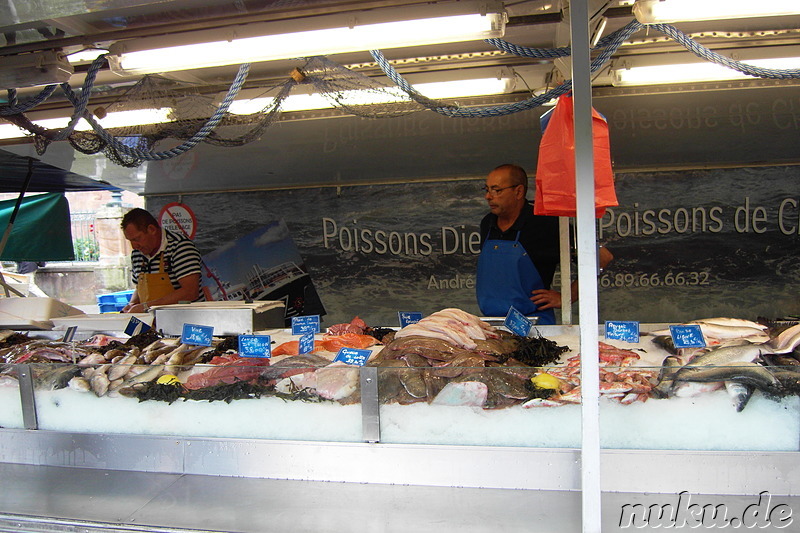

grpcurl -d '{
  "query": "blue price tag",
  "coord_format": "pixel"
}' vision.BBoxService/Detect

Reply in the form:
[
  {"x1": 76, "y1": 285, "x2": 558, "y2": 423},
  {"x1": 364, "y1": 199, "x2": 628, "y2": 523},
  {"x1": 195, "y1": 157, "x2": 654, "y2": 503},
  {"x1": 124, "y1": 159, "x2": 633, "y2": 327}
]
[
  {"x1": 292, "y1": 315, "x2": 320, "y2": 335},
  {"x1": 238, "y1": 334, "x2": 272, "y2": 358},
  {"x1": 669, "y1": 324, "x2": 706, "y2": 349},
  {"x1": 298, "y1": 332, "x2": 315, "y2": 355},
  {"x1": 124, "y1": 316, "x2": 151, "y2": 336},
  {"x1": 181, "y1": 323, "x2": 214, "y2": 347},
  {"x1": 605, "y1": 321, "x2": 640, "y2": 343},
  {"x1": 504, "y1": 307, "x2": 533, "y2": 337},
  {"x1": 398, "y1": 311, "x2": 423, "y2": 328},
  {"x1": 334, "y1": 347, "x2": 371, "y2": 366}
]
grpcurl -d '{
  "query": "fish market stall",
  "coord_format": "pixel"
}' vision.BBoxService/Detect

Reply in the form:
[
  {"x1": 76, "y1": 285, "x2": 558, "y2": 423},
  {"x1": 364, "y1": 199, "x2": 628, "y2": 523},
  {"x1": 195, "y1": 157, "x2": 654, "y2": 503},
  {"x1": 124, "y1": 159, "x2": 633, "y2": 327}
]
[{"x1": 1, "y1": 308, "x2": 799, "y2": 498}]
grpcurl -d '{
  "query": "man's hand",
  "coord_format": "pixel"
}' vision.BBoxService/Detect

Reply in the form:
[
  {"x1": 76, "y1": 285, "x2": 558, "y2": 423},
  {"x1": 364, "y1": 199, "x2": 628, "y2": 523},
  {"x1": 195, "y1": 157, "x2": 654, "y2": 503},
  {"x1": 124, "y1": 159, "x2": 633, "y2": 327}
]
[
  {"x1": 530, "y1": 289, "x2": 562, "y2": 310},
  {"x1": 121, "y1": 302, "x2": 147, "y2": 313}
]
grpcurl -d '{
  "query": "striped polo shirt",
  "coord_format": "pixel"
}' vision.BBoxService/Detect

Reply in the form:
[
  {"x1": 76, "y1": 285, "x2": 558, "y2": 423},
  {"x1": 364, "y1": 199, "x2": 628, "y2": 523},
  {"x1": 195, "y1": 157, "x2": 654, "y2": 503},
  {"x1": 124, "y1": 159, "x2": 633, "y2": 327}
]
[{"x1": 130, "y1": 228, "x2": 205, "y2": 301}]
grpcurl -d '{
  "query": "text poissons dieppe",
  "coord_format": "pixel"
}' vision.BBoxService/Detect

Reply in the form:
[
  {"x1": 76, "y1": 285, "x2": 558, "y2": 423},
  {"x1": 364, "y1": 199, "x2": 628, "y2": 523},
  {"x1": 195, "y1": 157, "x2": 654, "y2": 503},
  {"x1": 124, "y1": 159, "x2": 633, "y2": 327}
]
[{"x1": 322, "y1": 218, "x2": 481, "y2": 257}]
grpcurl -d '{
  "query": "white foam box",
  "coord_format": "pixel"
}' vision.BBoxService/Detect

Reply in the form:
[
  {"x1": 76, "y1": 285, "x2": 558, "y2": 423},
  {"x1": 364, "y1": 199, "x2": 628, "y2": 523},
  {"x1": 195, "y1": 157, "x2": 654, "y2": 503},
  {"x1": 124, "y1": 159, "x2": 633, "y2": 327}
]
[
  {"x1": 0, "y1": 297, "x2": 84, "y2": 320},
  {"x1": 153, "y1": 301, "x2": 285, "y2": 336},
  {"x1": 51, "y1": 313, "x2": 154, "y2": 332}
]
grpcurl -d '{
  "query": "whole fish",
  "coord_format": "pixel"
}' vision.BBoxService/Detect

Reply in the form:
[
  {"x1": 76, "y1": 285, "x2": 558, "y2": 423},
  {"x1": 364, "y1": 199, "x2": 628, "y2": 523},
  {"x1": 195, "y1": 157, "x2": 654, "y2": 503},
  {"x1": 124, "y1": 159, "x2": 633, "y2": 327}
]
[
  {"x1": 653, "y1": 323, "x2": 768, "y2": 342},
  {"x1": 761, "y1": 354, "x2": 800, "y2": 368},
  {"x1": 679, "y1": 343, "x2": 767, "y2": 370},
  {"x1": 692, "y1": 317, "x2": 766, "y2": 330},
  {"x1": 687, "y1": 321, "x2": 769, "y2": 342},
  {"x1": 672, "y1": 381, "x2": 724, "y2": 398},
  {"x1": 724, "y1": 381, "x2": 755, "y2": 412},
  {"x1": 68, "y1": 375, "x2": 91, "y2": 392},
  {"x1": 770, "y1": 323, "x2": 800, "y2": 353},
  {"x1": 771, "y1": 368, "x2": 800, "y2": 391},
  {"x1": 107, "y1": 353, "x2": 139, "y2": 381},
  {"x1": 90, "y1": 364, "x2": 111, "y2": 397},
  {"x1": 119, "y1": 364, "x2": 165, "y2": 388},
  {"x1": 431, "y1": 381, "x2": 488, "y2": 407},
  {"x1": 33, "y1": 364, "x2": 81, "y2": 390},
  {"x1": 651, "y1": 356, "x2": 682, "y2": 399},
  {"x1": 651, "y1": 335, "x2": 678, "y2": 355},
  {"x1": 674, "y1": 361, "x2": 779, "y2": 392}
]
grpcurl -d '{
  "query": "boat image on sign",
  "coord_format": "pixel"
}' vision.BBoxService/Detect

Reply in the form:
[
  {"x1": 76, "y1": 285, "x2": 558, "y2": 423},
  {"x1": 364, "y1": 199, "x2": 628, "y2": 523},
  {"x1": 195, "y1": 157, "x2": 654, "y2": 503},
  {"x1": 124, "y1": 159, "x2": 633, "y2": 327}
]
[{"x1": 206, "y1": 262, "x2": 322, "y2": 322}]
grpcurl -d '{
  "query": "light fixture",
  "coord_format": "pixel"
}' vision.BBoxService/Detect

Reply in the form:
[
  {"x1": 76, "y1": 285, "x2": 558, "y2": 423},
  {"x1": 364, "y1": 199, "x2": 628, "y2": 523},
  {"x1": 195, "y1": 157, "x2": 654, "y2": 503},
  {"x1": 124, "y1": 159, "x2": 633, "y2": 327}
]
[
  {"x1": 0, "y1": 51, "x2": 73, "y2": 89},
  {"x1": 611, "y1": 46, "x2": 800, "y2": 86},
  {"x1": 65, "y1": 48, "x2": 109, "y2": 63},
  {"x1": 0, "y1": 108, "x2": 173, "y2": 141},
  {"x1": 633, "y1": 0, "x2": 800, "y2": 24},
  {"x1": 107, "y1": 1, "x2": 505, "y2": 75}
]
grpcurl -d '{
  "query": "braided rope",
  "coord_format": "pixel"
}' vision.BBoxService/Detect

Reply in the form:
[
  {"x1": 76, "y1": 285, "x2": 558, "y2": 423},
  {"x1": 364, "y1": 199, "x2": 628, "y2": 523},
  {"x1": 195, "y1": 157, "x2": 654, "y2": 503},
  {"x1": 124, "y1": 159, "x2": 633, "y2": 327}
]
[
  {"x1": 52, "y1": 55, "x2": 108, "y2": 141},
  {"x1": 60, "y1": 63, "x2": 251, "y2": 161},
  {"x1": 650, "y1": 23, "x2": 800, "y2": 79},
  {"x1": 0, "y1": 84, "x2": 58, "y2": 116},
  {"x1": 484, "y1": 39, "x2": 571, "y2": 59},
  {"x1": 370, "y1": 19, "x2": 641, "y2": 118},
  {"x1": 485, "y1": 20, "x2": 643, "y2": 59}
]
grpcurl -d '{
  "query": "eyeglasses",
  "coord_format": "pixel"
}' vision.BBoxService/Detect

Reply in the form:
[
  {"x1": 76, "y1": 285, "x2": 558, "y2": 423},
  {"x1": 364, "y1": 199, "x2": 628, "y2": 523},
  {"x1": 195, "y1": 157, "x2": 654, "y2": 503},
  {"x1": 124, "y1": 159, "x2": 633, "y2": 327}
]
[{"x1": 482, "y1": 184, "x2": 518, "y2": 196}]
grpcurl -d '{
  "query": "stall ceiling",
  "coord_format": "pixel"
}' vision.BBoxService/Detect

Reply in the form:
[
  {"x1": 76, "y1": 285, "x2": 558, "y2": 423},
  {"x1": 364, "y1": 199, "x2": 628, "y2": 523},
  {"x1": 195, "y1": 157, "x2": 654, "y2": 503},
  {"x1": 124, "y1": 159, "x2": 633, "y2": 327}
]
[{"x1": 0, "y1": 0, "x2": 799, "y2": 194}]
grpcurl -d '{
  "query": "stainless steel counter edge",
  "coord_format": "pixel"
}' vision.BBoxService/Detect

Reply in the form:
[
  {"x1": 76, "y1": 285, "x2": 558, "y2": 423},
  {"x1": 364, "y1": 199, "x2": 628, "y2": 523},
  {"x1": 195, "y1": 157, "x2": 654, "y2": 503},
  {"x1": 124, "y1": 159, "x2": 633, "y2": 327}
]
[{"x1": 0, "y1": 429, "x2": 797, "y2": 495}]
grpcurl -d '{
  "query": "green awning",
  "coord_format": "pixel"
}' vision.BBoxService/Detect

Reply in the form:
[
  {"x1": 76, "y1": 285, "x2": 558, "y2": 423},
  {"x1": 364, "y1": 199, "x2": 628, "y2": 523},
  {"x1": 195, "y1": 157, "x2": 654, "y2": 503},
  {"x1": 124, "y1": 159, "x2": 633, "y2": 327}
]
[{"x1": 0, "y1": 193, "x2": 74, "y2": 261}]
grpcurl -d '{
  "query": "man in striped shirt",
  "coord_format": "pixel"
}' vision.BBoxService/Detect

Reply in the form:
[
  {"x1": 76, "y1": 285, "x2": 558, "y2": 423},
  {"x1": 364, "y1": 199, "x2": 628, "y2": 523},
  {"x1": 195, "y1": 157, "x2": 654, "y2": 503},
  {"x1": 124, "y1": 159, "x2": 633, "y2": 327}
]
[{"x1": 120, "y1": 208, "x2": 203, "y2": 313}]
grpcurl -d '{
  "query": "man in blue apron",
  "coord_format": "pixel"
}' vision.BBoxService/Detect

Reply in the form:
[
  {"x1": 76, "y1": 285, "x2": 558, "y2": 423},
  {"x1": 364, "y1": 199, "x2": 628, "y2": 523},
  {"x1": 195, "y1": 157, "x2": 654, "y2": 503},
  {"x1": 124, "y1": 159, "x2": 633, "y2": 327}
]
[{"x1": 476, "y1": 164, "x2": 561, "y2": 324}]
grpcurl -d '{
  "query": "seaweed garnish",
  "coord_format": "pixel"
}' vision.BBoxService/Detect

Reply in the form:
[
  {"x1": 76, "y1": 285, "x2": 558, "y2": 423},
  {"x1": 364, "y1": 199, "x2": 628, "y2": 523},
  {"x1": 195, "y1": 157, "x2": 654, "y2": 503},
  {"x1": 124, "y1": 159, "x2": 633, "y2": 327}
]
[
  {"x1": 133, "y1": 378, "x2": 333, "y2": 404},
  {"x1": 507, "y1": 334, "x2": 569, "y2": 367},
  {"x1": 136, "y1": 382, "x2": 184, "y2": 404},
  {"x1": 124, "y1": 329, "x2": 162, "y2": 350},
  {"x1": 183, "y1": 380, "x2": 266, "y2": 403}
]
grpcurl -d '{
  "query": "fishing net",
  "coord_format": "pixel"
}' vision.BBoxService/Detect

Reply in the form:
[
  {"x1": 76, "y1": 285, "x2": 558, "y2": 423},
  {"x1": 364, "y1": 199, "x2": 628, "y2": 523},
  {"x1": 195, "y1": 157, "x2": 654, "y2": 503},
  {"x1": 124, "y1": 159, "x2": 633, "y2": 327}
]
[{"x1": 3, "y1": 56, "x2": 425, "y2": 165}]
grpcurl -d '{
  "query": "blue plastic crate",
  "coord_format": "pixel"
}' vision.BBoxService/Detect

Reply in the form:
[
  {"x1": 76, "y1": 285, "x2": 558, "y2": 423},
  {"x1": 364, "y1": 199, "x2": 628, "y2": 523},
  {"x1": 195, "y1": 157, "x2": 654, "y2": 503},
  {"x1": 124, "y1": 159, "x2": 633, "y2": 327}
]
[
  {"x1": 96, "y1": 290, "x2": 134, "y2": 313},
  {"x1": 113, "y1": 290, "x2": 134, "y2": 305}
]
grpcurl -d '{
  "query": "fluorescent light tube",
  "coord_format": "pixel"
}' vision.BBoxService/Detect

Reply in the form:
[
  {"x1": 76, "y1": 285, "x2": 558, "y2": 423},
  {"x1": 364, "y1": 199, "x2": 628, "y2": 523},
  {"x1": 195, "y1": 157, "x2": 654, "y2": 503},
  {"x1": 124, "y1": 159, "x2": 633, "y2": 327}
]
[
  {"x1": 0, "y1": 108, "x2": 173, "y2": 140},
  {"x1": 612, "y1": 57, "x2": 800, "y2": 86},
  {"x1": 228, "y1": 77, "x2": 513, "y2": 114},
  {"x1": 108, "y1": 3, "x2": 505, "y2": 75},
  {"x1": 633, "y1": 0, "x2": 800, "y2": 23}
]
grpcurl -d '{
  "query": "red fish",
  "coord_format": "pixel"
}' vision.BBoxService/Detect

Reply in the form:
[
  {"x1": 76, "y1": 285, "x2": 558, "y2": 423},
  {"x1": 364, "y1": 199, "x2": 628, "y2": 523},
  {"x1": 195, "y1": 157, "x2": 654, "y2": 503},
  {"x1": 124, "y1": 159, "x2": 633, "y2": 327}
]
[
  {"x1": 326, "y1": 316, "x2": 368, "y2": 335},
  {"x1": 319, "y1": 333, "x2": 379, "y2": 352},
  {"x1": 184, "y1": 355, "x2": 267, "y2": 390},
  {"x1": 271, "y1": 341, "x2": 300, "y2": 356}
]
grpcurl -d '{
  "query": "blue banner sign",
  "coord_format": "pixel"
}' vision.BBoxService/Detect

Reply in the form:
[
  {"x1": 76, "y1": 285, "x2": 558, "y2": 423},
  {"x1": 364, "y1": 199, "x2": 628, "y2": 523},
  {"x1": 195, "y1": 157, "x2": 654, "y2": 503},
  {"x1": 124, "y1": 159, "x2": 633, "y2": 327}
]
[
  {"x1": 504, "y1": 307, "x2": 533, "y2": 337},
  {"x1": 605, "y1": 320, "x2": 640, "y2": 343},
  {"x1": 181, "y1": 323, "x2": 214, "y2": 347},
  {"x1": 292, "y1": 315, "x2": 320, "y2": 335},
  {"x1": 398, "y1": 311, "x2": 423, "y2": 328},
  {"x1": 125, "y1": 316, "x2": 151, "y2": 337},
  {"x1": 334, "y1": 347, "x2": 371, "y2": 366},
  {"x1": 238, "y1": 334, "x2": 272, "y2": 358},
  {"x1": 298, "y1": 332, "x2": 315, "y2": 355},
  {"x1": 669, "y1": 324, "x2": 706, "y2": 349}
]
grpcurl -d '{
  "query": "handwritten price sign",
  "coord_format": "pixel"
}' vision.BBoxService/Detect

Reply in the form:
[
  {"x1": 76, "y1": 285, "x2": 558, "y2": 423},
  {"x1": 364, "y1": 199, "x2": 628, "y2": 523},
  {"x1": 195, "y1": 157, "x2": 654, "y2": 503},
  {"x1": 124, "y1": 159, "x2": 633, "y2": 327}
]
[
  {"x1": 238, "y1": 335, "x2": 272, "y2": 358},
  {"x1": 181, "y1": 323, "x2": 213, "y2": 347},
  {"x1": 669, "y1": 324, "x2": 706, "y2": 349}
]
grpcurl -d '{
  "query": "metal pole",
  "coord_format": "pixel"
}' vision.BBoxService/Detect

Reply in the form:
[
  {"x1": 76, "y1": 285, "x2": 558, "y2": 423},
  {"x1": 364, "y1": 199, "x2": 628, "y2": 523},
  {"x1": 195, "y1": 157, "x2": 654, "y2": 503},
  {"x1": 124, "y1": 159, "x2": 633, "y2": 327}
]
[
  {"x1": 559, "y1": 217, "x2": 572, "y2": 324},
  {"x1": 569, "y1": 1, "x2": 602, "y2": 532}
]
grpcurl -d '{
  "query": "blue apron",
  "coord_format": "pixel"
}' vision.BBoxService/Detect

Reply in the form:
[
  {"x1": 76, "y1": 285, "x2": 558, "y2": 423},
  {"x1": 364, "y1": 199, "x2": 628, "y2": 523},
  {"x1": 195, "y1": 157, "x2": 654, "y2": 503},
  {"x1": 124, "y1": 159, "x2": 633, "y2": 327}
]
[{"x1": 476, "y1": 231, "x2": 556, "y2": 325}]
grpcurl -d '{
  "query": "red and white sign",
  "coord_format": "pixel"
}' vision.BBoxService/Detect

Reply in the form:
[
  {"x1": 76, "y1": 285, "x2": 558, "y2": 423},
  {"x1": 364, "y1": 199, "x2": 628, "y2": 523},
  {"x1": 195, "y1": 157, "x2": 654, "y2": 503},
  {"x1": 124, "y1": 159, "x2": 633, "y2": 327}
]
[{"x1": 159, "y1": 202, "x2": 197, "y2": 240}]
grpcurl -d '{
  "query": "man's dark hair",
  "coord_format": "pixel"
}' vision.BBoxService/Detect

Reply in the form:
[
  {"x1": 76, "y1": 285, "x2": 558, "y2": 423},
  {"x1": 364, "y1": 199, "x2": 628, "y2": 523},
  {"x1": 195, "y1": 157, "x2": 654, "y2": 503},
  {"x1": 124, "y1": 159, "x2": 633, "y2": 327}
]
[
  {"x1": 493, "y1": 163, "x2": 528, "y2": 194},
  {"x1": 121, "y1": 208, "x2": 159, "y2": 231}
]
